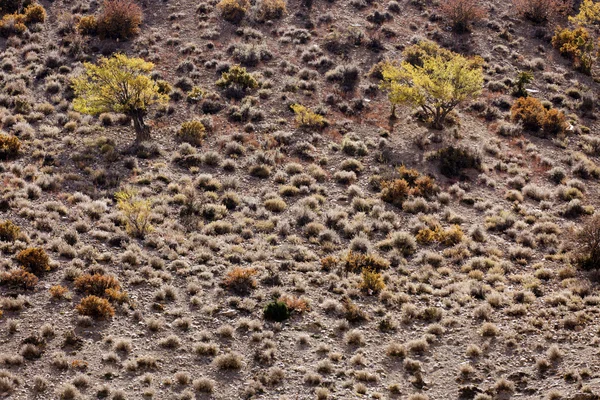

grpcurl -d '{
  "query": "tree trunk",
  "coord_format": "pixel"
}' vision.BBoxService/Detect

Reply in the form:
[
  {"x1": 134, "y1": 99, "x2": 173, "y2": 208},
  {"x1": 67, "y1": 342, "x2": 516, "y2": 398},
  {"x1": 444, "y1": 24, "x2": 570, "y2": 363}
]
[{"x1": 131, "y1": 112, "x2": 151, "y2": 143}]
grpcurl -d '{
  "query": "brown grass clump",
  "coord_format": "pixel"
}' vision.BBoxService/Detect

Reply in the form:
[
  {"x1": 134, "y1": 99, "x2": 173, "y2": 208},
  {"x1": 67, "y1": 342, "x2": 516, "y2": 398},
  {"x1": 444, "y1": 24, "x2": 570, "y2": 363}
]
[
  {"x1": 0, "y1": 0, "x2": 33, "y2": 13},
  {"x1": 16, "y1": 248, "x2": 51, "y2": 275},
  {"x1": 76, "y1": 295, "x2": 115, "y2": 319},
  {"x1": 223, "y1": 267, "x2": 258, "y2": 294},
  {"x1": 0, "y1": 269, "x2": 38, "y2": 290},
  {"x1": 23, "y1": 3, "x2": 46, "y2": 23},
  {"x1": 0, "y1": 220, "x2": 20, "y2": 242},
  {"x1": 96, "y1": 0, "x2": 142, "y2": 40},
  {"x1": 359, "y1": 268, "x2": 385, "y2": 294},
  {"x1": 213, "y1": 351, "x2": 243, "y2": 370},
  {"x1": 512, "y1": 0, "x2": 572, "y2": 23},
  {"x1": 439, "y1": 0, "x2": 487, "y2": 33},
  {"x1": 279, "y1": 294, "x2": 310, "y2": 313},
  {"x1": 344, "y1": 251, "x2": 389, "y2": 274},
  {"x1": 77, "y1": 15, "x2": 97, "y2": 35},
  {"x1": 0, "y1": 134, "x2": 21, "y2": 159},
  {"x1": 176, "y1": 121, "x2": 206, "y2": 146},
  {"x1": 74, "y1": 273, "x2": 121, "y2": 297},
  {"x1": 256, "y1": 0, "x2": 286, "y2": 21},
  {"x1": 217, "y1": 0, "x2": 250, "y2": 24},
  {"x1": 574, "y1": 215, "x2": 600, "y2": 270},
  {"x1": 49, "y1": 285, "x2": 69, "y2": 299}
]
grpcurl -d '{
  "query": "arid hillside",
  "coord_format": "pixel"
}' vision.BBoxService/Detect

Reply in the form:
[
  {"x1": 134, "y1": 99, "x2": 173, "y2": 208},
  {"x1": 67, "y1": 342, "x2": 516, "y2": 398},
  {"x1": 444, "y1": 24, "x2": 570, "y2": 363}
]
[{"x1": 1, "y1": 0, "x2": 600, "y2": 399}]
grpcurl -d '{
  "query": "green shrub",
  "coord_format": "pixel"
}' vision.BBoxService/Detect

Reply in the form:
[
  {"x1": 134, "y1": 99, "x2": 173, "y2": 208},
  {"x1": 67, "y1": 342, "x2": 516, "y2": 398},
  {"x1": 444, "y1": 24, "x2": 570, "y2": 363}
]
[
  {"x1": 176, "y1": 121, "x2": 206, "y2": 146},
  {"x1": 0, "y1": 220, "x2": 20, "y2": 241},
  {"x1": 0, "y1": 133, "x2": 21, "y2": 159},
  {"x1": 264, "y1": 300, "x2": 290, "y2": 321},
  {"x1": 16, "y1": 247, "x2": 51, "y2": 275},
  {"x1": 436, "y1": 146, "x2": 482, "y2": 177},
  {"x1": 96, "y1": 0, "x2": 142, "y2": 40}
]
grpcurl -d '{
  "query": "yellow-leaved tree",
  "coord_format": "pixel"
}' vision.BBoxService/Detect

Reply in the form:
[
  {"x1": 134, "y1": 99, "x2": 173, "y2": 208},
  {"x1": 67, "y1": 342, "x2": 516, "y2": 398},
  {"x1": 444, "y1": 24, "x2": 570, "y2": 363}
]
[
  {"x1": 380, "y1": 41, "x2": 484, "y2": 129},
  {"x1": 569, "y1": 0, "x2": 600, "y2": 27},
  {"x1": 72, "y1": 53, "x2": 169, "y2": 144}
]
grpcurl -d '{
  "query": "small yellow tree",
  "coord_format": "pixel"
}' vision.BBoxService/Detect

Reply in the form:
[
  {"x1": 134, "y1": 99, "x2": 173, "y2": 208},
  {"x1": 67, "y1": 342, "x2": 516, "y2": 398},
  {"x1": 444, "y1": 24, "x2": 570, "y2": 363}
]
[
  {"x1": 569, "y1": 0, "x2": 600, "y2": 27},
  {"x1": 380, "y1": 41, "x2": 484, "y2": 129},
  {"x1": 115, "y1": 189, "x2": 153, "y2": 238},
  {"x1": 72, "y1": 53, "x2": 169, "y2": 144}
]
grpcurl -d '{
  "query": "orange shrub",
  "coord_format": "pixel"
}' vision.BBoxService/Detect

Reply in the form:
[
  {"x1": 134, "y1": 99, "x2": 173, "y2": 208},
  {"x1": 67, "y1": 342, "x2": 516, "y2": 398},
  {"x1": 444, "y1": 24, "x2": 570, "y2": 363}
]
[
  {"x1": 511, "y1": 97, "x2": 567, "y2": 136},
  {"x1": 223, "y1": 267, "x2": 257, "y2": 294},
  {"x1": 380, "y1": 179, "x2": 410, "y2": 206},
  {"x1": 16, "y1": 247, "x2": 51, "y2": 275},
  {"x1": 49, "y1": 285, "x2": 69, "y2": 299},
  {"x1": 279, "y1": 294, "x2": 309, "y2": 313},
  {"x1": 440, "y1": 0, "x2": 487, "y2": 33},
  {"x1": 96, "y1": 0, "x2": 142, "y2": 39},
  {"x1": 76, "y1": 295, "x2": 115, "y2": 319},
  {"x1": 0, "y1": 269, "x2": 38, "y2": 290}
]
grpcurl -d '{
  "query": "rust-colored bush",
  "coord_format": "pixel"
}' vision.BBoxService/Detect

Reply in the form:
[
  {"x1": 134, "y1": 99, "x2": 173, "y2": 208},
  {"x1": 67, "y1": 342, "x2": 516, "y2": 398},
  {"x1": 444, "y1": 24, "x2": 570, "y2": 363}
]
[
  {"x1": 16, "y1": 247, "x2": 51, "y2": 275},
  {"x1": 279, "y1": 294, "x2": 310, "y2": 313},
  {"x1": 223, "y1": 267, "x2": 257, "y2": 294},
  {"x1": 96, "y1": 0, "x2": 142, "y2": 39},
  {"x1": 511, "y1": 97, "x2": 567, "y2": 136},
  {"x1": 74, "y1": 273, "x2": 121, "y2": 297},
  {"x1": 512, "y1": 0, "x2": 572, "y2": 23},
  {"x1": 76, "y1": 295, "x2": 115, "y2": 319},
  {"x1": 49, "y1": 285, "x2": 69, "y2": 299},
  {"x1": 440, "y1": 0, "x2": 487, "y2": 33},
  {"x1": 0, "y1": 269, "x2": 38, "y2": 290},
  {"x1": 380, "y1": 179, "x2": 410, "y2": 206}
]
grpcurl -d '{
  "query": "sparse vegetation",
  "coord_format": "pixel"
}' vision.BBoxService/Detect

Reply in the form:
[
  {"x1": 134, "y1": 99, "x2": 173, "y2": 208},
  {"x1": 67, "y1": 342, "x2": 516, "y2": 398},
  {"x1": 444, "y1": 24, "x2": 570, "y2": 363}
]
[{"x1": 0, "y1": 0, "x2": 598, "y2": 398}]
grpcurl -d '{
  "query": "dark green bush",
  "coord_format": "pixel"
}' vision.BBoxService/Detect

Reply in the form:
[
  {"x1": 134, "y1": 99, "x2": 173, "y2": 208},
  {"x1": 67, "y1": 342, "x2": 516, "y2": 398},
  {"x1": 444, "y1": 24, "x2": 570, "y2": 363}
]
[
  {"x1": 436, "y1": 146, "x2": 482, "y2": 177},
  {"x1": 264, "y1": 300, "x2": 290, "y2": 322}
]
